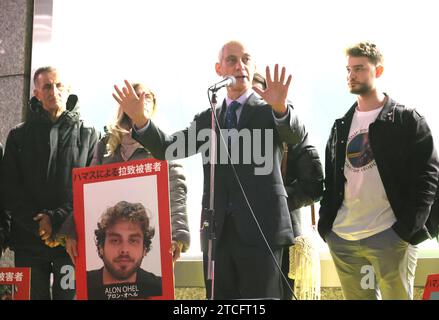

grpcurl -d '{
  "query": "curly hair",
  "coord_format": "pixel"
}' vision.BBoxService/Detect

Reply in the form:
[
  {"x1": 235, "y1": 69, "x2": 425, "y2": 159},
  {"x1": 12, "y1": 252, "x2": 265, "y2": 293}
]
[
  {"x1": 94, "y1": 201, "x2": 155, "y2": 254},
  {"x1": 345, "y1": 41, "x2": 384, "y2": 66}
]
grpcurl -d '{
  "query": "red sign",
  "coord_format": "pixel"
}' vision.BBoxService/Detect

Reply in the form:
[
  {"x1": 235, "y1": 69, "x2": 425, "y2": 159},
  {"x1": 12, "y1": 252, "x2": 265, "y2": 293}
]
[
  {"x1": 73, "y1": 159, "x2": 174, "y2": 300},
  {"x1": 0, "y1": 267, "x2": 31, "y2": 300},
  {"x1": 423, "y1": 273, "x2": 439, "y2": 300}
]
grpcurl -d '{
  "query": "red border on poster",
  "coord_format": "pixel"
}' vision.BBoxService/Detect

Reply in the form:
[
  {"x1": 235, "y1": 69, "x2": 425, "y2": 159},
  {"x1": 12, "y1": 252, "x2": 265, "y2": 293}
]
[
  {"x1": 73, "y1": 159, "x2": 174, "y2": 300},
  {"x1": 0, "y1": 267, "x2": 31, "y2": 300},
  {"x1": 423, "y1": 273, "x2": 439, "y2": 300}
]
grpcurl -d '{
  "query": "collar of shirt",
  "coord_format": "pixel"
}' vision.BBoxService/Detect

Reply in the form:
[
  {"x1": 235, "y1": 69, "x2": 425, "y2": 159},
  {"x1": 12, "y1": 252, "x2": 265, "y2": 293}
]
[
  {"x1": 225, "y1": 89, "x2": 253, "y2": 108},
  {"x1": 225, "y1": 89, "x2": 253, "y2": 123}
]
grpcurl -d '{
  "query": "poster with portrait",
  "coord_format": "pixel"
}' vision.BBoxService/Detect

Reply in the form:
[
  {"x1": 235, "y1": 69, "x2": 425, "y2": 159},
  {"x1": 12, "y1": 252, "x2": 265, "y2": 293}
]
[{"x1": 73, "y1": 159, "x2": 174, "y2": 300}]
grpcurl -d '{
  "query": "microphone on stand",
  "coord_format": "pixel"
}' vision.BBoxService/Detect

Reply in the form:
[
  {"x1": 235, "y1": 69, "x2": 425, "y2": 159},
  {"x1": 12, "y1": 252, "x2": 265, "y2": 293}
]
[
  {"x1": 208, "y1": 76, "x2": 236, "y2": 92},
  {"x1": 204, "y1": 75, "x2": 236, "y2": 299}
]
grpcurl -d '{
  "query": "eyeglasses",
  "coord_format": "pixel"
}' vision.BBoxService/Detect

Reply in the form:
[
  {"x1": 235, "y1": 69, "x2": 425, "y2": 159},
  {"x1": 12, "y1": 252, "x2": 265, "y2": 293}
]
[{"x1": 143, "y1": 94, "x2": 154, "y2": 104}]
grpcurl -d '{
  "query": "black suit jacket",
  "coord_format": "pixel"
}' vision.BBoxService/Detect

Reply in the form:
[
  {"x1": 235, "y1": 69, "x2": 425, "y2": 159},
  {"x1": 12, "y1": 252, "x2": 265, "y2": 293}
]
[{"x1": 133, "y1": 93, "x2": 306, "y2": 249}]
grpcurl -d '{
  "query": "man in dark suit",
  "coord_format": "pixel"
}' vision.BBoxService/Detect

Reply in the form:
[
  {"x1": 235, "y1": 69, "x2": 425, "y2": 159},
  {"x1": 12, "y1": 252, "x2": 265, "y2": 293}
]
[{"x1": 113, "y1": 40, "x2": 306, "y2": 299}]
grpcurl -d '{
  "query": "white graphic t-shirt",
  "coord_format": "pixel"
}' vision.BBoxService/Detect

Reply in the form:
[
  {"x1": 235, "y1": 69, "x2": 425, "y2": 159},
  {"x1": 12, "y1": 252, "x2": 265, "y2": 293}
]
[{"x1": 332, "y1": 106, "x2": 396, "y2": 240}]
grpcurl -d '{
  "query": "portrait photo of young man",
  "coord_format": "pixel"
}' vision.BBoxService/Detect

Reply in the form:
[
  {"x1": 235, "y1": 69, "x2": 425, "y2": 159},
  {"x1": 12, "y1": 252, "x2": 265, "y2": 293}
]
[{"x1": 87, "y1": 201, "x2": 162, "y2": 300}]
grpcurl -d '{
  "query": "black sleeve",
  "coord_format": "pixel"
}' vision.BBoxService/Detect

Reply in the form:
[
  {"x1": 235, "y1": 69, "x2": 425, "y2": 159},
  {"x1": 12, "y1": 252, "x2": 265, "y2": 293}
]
[
  {"x1": 1, "y1": 128, "x2": 38, "y2": 236},
  {"x1": 57, "y1": 126, "x2": 101, "y2": 238},
  {"x1": 132, "y1": 111, "x2": 209, "y2": 160},
  {"x1": 394, "y1": 109, "x2": 439, "y2": 241},
  {"x1": 168, "y1": 161, "x2": 190, "y2": 251},
  {"x1": 318, "y1": 125, "x2": 336, "y2": 226},
  {"x1": 284, "y1": 138, "x2": 324, "y2": 211}
]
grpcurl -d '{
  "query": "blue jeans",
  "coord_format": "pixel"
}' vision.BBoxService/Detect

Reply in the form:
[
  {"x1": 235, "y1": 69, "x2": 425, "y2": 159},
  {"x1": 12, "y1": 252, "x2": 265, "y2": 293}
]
[
  {"x1": 326, "y1": 227, "x2": 418, "y2": 300},
  {"x1": 14, "y1": 248, "x2": 75, "y2": 300}
]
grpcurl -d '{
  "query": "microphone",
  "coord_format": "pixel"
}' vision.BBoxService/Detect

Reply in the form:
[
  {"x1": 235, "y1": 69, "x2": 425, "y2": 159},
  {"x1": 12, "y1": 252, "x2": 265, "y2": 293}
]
[{"x1": 209, "y1": 76, "x2": 236, "y2": 92}]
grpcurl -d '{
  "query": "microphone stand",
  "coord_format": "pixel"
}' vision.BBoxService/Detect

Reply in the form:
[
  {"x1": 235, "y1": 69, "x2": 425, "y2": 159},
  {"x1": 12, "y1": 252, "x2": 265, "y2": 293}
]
[{"x1": 205, "y1": 90, "x2": 218, "y2": 300}]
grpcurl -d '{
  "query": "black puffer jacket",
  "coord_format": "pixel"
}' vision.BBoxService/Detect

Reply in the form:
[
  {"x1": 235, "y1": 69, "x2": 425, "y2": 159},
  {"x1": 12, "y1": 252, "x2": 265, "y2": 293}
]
[
  {"x1": 1, "y1": 95, "x2": 99, "y2": 252},
  {"x1": 284, "y1": 134, "x2": 324, "y2": 237},
  {"x1": 319, "y1": 95, "x2": 439, "y2": 244}
]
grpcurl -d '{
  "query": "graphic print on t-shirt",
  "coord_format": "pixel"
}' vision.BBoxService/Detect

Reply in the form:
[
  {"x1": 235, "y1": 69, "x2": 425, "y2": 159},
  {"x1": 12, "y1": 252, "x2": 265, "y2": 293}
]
[{"x1": 346, "y1": 129, "x2": 376, "y2": 172}]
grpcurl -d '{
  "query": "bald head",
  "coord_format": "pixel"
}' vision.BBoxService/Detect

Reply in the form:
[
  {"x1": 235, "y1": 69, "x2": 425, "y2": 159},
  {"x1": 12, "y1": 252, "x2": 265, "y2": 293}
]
[
  {"x1": 218, "y1": 40, "x2": 246, "y2": 62},
  {"x1": 215, "y1": 40, "x2": 256, "y2": 100}
]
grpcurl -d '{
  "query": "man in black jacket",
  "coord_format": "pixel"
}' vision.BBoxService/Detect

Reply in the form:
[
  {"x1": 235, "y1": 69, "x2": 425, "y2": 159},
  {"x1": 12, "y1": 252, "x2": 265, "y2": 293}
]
[
  {"x1": 1, "y1": 66, "x2": 99, "y2": 299},
  {"x1": 319, "y1": 42, "x2": 439, "y2": 299},
  {"x1": 113, "y1": 40, "x2": 306, "y2": 299}
]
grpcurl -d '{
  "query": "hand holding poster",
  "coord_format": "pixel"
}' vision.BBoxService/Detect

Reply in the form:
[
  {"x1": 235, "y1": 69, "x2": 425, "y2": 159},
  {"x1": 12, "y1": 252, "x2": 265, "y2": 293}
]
[{"x1": 73, "y1": 159, "x2": 174, "y2": 300}]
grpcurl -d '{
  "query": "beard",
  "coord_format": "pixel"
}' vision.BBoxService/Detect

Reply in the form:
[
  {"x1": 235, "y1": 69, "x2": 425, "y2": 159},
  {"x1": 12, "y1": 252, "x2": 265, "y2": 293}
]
[
  {"x1": 349, "y1": 82, "x2": 372, "y2": 95},
  {"x1": 103, "y1": 254, "x2": 143, "y2": 282}
]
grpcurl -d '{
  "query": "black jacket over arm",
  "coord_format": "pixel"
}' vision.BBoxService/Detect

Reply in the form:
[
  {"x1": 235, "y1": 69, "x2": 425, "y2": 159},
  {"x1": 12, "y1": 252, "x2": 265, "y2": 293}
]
[
  {"x1": 284, "y1": 134, "x2": 324, "y2": 211},
  {"x1": 284, "y1": 135, "x2": 324, "y2": 237}
]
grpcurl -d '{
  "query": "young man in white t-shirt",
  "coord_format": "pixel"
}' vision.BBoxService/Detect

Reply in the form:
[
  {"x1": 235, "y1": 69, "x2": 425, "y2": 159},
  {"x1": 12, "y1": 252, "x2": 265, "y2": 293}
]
[{"x1": 318, "y1": 42, "x2": 439, "y2": 299}]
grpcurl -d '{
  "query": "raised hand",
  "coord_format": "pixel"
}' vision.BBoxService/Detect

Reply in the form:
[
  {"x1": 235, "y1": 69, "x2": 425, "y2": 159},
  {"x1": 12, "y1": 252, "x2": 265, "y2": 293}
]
[
  {"x1": 113, "y1": 80, "x2": 149, "y2": 128},
  {"x1": 252, "y1": 64, "x2": 292, "y2": 116}
]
